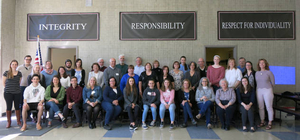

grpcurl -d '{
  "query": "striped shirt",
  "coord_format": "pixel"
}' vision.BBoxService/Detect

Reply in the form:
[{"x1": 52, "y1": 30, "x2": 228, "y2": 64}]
[{"x1": 3, "y1": 71, "x2": 22, "y2": 94}]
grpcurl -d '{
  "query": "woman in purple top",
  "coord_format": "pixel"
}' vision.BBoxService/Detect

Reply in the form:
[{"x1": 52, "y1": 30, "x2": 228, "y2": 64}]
[{"x1": 256, "y1": 59, "x2": 275, "y2": 130}]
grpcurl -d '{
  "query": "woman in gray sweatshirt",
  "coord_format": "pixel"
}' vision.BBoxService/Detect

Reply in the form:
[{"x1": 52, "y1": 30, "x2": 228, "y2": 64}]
[
  {"x1": 141, "y1": 79, "x2": 160, "y2": 129},
  {"x1": 195, "y1": 77, "x2": 215, "y2": 129}
]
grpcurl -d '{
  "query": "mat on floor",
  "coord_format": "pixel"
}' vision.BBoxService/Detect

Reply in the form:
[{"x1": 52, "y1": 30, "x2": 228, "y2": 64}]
[
  {"x1": 0, "y1": 119, "x2": 60, "y2": 136},
  {"x1": 186, "y1": 125, "x2": 220, "y2": 139}
]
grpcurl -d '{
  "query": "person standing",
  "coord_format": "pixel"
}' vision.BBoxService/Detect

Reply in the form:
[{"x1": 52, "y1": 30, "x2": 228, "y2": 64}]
[
  {"x1": 256, "y1": 59, "x2": 275, "y2": 130},
  {"x1": 196, "y1": 58, "x2": 207, "y2": 79},
  {"x1": 184, "y1": 61, "x2": 200, "y2": 91},
  {"x1": 71, "y1": 58, "x2": 86, "y2": 88},
  {"x1": 237, "y1": 57, "x2": 246, "y2": 73},
  {"x1": 139, "y1": 62, "x2": 160, "y2": 98},
  {"x1": 97, "y1": 58, "x2": 107, "y2": 72},
  {"x1": 243, "y1": 61, "x2": 256, "y2": 90},
  {"x1": 116, "y1": 54, "x2": 128, "y2": 77},
  {"x1": 65, "y1": 59, "x2": 73, "y2": 76},
  {"x1": 103, "y1": 58, "x2": 122, "y2": 87},
  {"x1": 17, "y1": 55, "x2": 33, "y2": 117},
  {"x1": 3, "y1": 60, "x2": 22, "y2": 128},
  {"x1": 225, "y1": 58, "x2": 242, "y2": 89},
  {"x1": 134, "y1": 57, "x2": 145, "y2": 76},
  {"x1": 27, "y1": 64, "x2": 46, "y2": 89},
  {"x1": 41, "y1": 61, "x2": 58, "y2": 87},
  {"x1": 120, "y1": 65, "x2": 139, "y2": 93},
  {"x1": 152, "y1": 60, "x2": 162, "y2": 78},
  {"x1": 179, "y1": 56, "x2": 189, "y2": 75},
  {"x1": 207, "y1": 55, "x2": 225, "y2": 93},
  {"x1": 88, "y1": 63, "x2": 104, "y2": 88}
]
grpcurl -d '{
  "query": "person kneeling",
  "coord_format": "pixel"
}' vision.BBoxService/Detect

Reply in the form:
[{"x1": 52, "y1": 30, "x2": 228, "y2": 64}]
[
  {"x1": 142, "y1": 80, "x2": 160, "y2": 129},
  {"x1": 159, "y1": 79, "x2": 176, "y2": 129},
  {"x1": 62, "y1": 76, "x2": 83, "y2": 128},
  {"x1": 21, "y1": 74, "x2": 45, "y2": 131}
]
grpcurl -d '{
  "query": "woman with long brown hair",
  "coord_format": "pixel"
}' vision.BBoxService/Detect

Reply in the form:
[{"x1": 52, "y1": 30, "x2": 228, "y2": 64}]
[
  {"x1": 2, "y1": 60, "x2": 22, "y2": 128},
  {"x1": 123, "y1": 77, "x2": 140, "y2": 130},
  {"x1": 256, "y1": 59, "x2": 275, "y2": 130}
]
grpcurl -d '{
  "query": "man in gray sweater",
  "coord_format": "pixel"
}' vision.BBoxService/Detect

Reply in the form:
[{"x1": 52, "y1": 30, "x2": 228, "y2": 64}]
[{"x1": 103, "y1": 58, "x2": 122, "y2": 86}]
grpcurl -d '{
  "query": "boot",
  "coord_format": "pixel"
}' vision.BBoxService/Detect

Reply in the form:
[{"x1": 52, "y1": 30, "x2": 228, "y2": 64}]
[
  {"x1": 16, "y1": 110, "x2": 22, "y2": 126},
  {"x1": 6, "y1": 111, "x2": 11, "y2": 128}
]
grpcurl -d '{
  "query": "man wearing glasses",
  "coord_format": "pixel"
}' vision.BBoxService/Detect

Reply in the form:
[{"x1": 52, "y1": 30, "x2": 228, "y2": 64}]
[{"x1": 196, "y1": 58, "x2": 207, "y2": 79}]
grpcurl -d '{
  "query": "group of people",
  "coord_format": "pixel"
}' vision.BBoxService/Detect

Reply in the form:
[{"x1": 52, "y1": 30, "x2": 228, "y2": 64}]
[{"x1": 2, "y1": 54, "x2": 275, "y2": 133}]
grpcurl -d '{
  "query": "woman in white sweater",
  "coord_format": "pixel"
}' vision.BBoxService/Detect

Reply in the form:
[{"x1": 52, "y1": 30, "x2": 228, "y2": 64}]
[{"x1": 88, "y1": 63, "x2": 104, "y2": 88}]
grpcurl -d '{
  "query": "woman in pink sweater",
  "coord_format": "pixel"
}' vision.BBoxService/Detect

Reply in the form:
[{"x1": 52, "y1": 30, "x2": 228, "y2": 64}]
[
  {"x1": 207, "y1": 55, "x2": 225, "y2": 93},
  {"x1": 159, "y1": 79, "x2": 176, "y2": 129}
]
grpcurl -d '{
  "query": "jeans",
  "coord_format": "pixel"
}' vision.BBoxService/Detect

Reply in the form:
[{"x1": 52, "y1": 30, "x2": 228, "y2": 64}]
[
  {"x1": 180, "y1": 102, "x2": 194, "y2": 124},
  {"x1": 101, "y1": 101, "x2": 122, "y2": 125},
  {"x1": 83, "y1": 103, "x2": 100, "y2": 123},
  {"x1": 197, "y1": 100, "x2": 212, "y2": 125},
  {"x1": 142, "y1": 104, "x2": 157, "y2": 122},
  {"x1": 159, "y1": 103, "x2": 176, "y2": 122},
  {"x1": 63, "y1": 103, "x2": 82, "y2": 123},
  {"x1": 126, "y1": 106, "x2": 140, "y2": 123},
  {"x1": 45, "y1": 101, "x2": 62, "y2": 121}
]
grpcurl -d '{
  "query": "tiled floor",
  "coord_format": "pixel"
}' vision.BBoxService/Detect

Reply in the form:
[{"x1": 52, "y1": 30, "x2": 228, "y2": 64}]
[{"x1": 1, "y1": 117, "x2": 300, "y2": 140}]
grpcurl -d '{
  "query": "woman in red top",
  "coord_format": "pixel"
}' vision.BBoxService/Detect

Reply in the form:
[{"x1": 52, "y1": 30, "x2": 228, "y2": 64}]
[{"x1": 207, "y1": 55, "x2": 225, "y2": 93}]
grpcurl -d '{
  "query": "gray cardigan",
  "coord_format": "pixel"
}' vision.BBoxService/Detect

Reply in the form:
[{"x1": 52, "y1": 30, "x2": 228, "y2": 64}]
[
  {"x1": 195, "y1": 87, "x2": 215, "y2": 104},
  {"x1": 123, "y1": 89, "x2": 139, "y2": 108}
]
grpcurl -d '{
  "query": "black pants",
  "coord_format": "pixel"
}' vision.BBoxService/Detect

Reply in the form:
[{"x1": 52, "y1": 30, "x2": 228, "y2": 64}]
[
  {"x1": 83, "y1": 103, "x2": 101, "y2": 123},
  {"x1": 4, "y1": 93, "x2": 21, "y2": 111},
  {"x1": 216, "y1": 100, "x2": 236, "y2": 127},
  {"x1": 240, "y1": 105, "x2": 254, "y2": 127},
  {"x1": 126, "y1": 106, "x2": 140, "y2": 123},
  {"x1": 63, "y1": 103, "x2": 82, "y2": 123}
]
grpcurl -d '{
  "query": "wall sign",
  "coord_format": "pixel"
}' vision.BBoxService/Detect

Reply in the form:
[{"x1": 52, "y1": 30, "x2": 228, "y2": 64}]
[
  {"x1": 120, "y1": 12, "x2": 196, "y2": 40},
  {"x1": 218, "y1": 11, "x2": 295, "y2": 40},
  {"x1": 27, "y1": 13, "x2": 99, "y2": 41}
]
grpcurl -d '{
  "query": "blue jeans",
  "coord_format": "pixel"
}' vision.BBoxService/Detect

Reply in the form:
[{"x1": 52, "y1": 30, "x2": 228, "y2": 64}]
[
  {"x1": 197, "y1": 100, "x2": 212, "y2": 125},
  {"x1": 142, "y1": 104, "x2": 157, "y2": 122},
  {"x1": 180, "y1": 102, "x2": 193, "y2": 124},
  {"x1": 45, "y1": 101, "x2": 62, "y2": 121},
  {"x1": 159, "y1": 103, "x2": 176, "y2": 122},
  {"x1": 101, "y1": 101, "x2": 122, "y2": 125}
]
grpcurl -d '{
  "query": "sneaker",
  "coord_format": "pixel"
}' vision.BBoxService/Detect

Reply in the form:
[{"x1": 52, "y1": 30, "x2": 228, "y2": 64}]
[
  {"x1": 192, "y1": 119, "x2": 197, "y2": 125},
  {"x1": 170, "y1": 123, "x2": 174, "y2": 129},
  {"x1": 207, "y1": 123, "x2": 212, "y2": 129},
  {"x1": 149, "y1": 121, "x2": 155, "y2": 127},
  {"x1": 160, "y1": 122, "x2": 164, "y2": 128},
  {"x1": 72, "y1": 123, "x2": 82, "y2": 128},
  {"x1": 142, "y1": 123, "x2": 148, "y2": 130},
  {"x1": 180, "y1": 123, "x2": 187, "y2": 128},
  {"x1": 103, "y1": 124, "x2": 112, "y2": 130},
  {"x1": 196, "y1": 114, "x2": 201, "y2": 119},
  {"x1": 129, "y1": 124, "x2": 134, "y2": 130},
  {"x1": 133, "y1": 125, "x2": 138, "y2": 130}
]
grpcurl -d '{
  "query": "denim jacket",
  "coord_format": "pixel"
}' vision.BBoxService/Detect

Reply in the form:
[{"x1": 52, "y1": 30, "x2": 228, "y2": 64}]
[{"x1": 82, "y1": 86, "x2": 102, "y2": 104}]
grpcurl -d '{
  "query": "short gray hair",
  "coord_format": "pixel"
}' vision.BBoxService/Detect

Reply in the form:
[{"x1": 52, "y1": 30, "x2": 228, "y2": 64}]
[
  {"x1": 119, "y1": 54, "x2": 125, "y2": 59},
  {"x1": 97, "y1": 58, "x2": 103, "y2": 63},
  {"x1": 219, "y1": 78, "x2": 228, "y2": 87}
]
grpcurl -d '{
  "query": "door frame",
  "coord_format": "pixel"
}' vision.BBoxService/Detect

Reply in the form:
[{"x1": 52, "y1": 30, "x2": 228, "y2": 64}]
[
  {"x1": 47, "y1": 46, "x2": 78, "y2": 61},
  {"x1": 204, "y1": 45, "x2": 237, "y2": 61}
]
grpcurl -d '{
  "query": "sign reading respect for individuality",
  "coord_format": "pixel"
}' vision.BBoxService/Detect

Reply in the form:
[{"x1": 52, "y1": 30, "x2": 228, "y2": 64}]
[
  {"x1": 27, "y1": 13, "x2": 99, "y2": 41},
  {"x1": 120, "y1": 12, "x2": 196, "y2": 40},
  {"x1": 218, "y1": 11, "x2": 295, "y2": 40}
]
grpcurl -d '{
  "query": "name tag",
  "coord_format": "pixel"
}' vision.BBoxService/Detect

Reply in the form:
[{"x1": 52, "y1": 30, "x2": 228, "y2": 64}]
[
  {"x1": 116, "y1": 73, "x2": 119, "y2": 76},
  {"x1": 147, "y1": 92, "x2": 151, "y2": 95},
  {"x1": 91, "y1": 91, "x2": 95, "y2": 95}
]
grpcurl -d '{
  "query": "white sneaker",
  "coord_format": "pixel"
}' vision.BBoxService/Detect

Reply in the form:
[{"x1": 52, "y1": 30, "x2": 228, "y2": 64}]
[{"x1": 207, "y1": 123, "x2": 212, "y2": 129}]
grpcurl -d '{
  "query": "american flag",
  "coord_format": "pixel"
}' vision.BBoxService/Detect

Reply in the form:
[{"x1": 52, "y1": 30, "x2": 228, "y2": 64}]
[{"x1": 35, "y1": 35, "x2": 43, "y2": 71}]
